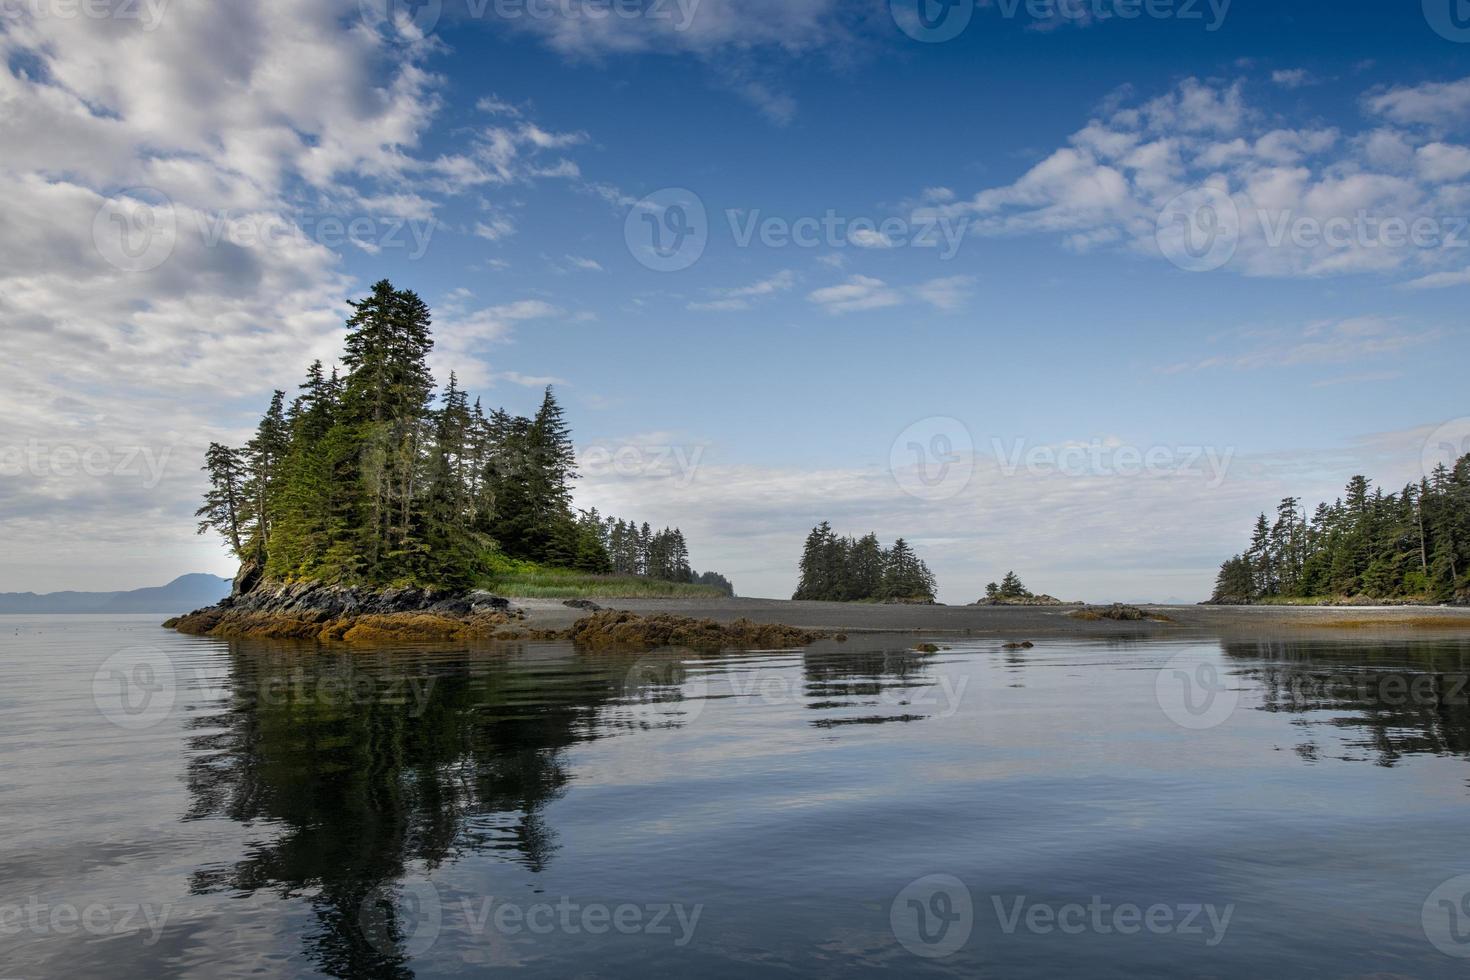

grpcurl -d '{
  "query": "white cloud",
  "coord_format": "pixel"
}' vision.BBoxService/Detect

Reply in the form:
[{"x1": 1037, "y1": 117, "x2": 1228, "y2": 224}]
[
  {"x1": 923, "y1": 74, "x2": 1470, "y2": 281},
  {"x1": 689, "y1": 270, "x2": 796, "y2": 311},
  {"x1": 850, "y1": 228, "x2": 897, "y2": 248},
  {"x1": 1160, "y1": 317, "x2": 1441, "y2": 372},
  {"x1": 575, "y1": 421, "x2": 1449, "y2": 604},
  {"x1": 913, "y1": 275, "x2": 976, "y2": 311},
  {"x1": 1416, "y1": 142, "x2": 1470, "y2": 182},
  {"x1": 1364, "y1": 77, "x2": 1470, "y2": 131},
  {"x1": 1271, "y1": 69, "x2": 1316, "y2": 89},
  {"x1": 0, "y1": 4, "x2": 595, "y2": 589},
  {"x1": 807, "y1": 275, "x2": 903, "y2": 314},
  {"x1": 1401, "y1": 266, "x2": 1470, "y2": 290}
]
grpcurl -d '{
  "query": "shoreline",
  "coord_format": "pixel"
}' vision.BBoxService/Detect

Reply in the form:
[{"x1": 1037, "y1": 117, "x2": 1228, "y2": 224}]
[
  {"x1": 502, "y1": 597, "x2": 1470, "y2": 643},
  {"x1": 163, "y1": 583, "x2": 1470, "y2": 646}
]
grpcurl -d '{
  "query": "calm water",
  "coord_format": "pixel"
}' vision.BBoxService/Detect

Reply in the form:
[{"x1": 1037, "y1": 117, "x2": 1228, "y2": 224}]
[{"x1": 6, "y1": 616, "x2": 1470, "y2": 977}]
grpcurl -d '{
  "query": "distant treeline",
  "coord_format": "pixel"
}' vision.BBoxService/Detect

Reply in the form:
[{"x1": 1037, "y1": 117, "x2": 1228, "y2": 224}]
[
  {"x1": 580, "y1": 511, "x2": 734, "y2": 594},
  {"x1": 793, "y1": 523, "x2": 937, "y2": 602},
  {"x1": 1212, "y1": 457, "x2": 1470, "y2": 604},
  {"x1": 195, "y1": 279, "x2": 727, "y2": 590}
]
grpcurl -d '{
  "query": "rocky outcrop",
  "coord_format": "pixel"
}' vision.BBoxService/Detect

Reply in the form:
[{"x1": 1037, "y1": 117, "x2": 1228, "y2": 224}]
[
  {"x1": 972, "y1": 594, "x2": 1073, "y2": 606},
  {"x1": 164, "y1": 579, "x2": 518, "y2": 641},
  {"x1": 1069, "y1": 603, "x2": 1172, "y2": 623}
]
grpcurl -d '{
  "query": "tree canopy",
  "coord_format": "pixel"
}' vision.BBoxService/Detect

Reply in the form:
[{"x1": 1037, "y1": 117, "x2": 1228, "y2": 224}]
[
  {"x1": 792, "y1": 523, "x2": 937, "y2": 602},
  {"x1": 196, "y1": 280, "x2": 726, "y2": 591},
  {"x1": 1211, "y1": 460, "x2": 1470, "y2": 603}
]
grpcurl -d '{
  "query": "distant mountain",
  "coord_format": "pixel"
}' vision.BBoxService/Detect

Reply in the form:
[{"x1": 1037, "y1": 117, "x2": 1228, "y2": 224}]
[{"x1": 0, "y1": 574, "x2": 232, "y2": 614}]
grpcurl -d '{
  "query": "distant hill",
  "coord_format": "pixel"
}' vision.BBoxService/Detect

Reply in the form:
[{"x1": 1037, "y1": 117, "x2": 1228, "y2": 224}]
[{"x1": 0, "y1": 574, "x2": 232, "y2": 614}]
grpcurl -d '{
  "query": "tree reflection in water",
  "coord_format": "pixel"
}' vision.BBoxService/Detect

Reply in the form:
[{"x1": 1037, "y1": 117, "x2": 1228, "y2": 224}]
[
  {"x1": 176, "y1": 636, "x2": 938, "y2": 977},
  {"x1": 1225, "y1": 638, "x2": 1470, "y2": 766}
]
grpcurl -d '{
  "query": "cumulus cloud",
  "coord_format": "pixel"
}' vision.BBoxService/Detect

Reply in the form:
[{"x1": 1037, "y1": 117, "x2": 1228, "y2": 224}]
[
  {"x1": 0, "y1": 1, "x2": 591, "y2": 589},
  {"x1": 807, "y1": 275, "x2": 903, "y2": 314},
  {"x1": 917, "y1": 74, "x2": 1470, "y2": 281}
]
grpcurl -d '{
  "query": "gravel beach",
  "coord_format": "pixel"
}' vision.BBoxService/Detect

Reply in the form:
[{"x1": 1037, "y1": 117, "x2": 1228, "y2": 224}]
[{"x1": 510, "y1": 597, "x2": 1470, "y2": 642}]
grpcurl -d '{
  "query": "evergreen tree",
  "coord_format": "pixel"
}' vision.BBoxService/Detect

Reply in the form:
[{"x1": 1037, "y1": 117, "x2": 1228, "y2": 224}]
[
  {"x1": 1219, "y1": 465, "x2": 1470, "y2": 603},
  {"x1": 196, "y1": 442, "x2": 248, "y2": 558},
  {"x1": 794, "y1": 526, "x2": 937, "y2": 602}
]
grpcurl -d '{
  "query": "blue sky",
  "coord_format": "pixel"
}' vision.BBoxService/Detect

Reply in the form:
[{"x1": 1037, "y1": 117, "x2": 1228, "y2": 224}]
[{"x1": 2, "y1": 0, "x2": 1467, "y2": 601}]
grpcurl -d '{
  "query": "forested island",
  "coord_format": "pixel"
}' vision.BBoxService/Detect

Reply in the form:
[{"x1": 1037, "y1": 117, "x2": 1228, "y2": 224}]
[
  {"x1": 193, "y1": 280, "x2": 729, "y2": 598},
  {"x1": 976, "y1": 572, "x2": 1070, "y2": 606},
  {"x1": 792, "y1": 523, "x2": 938, "y2": 603},
  {"x1": 1211, "y1": 464, "x2": 1470, "y2": 605}
]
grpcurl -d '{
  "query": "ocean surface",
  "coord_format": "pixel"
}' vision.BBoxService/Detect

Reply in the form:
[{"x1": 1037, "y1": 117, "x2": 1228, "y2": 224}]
[{"x1": 5, "y1": 615, "x2": 1470, "y2": 977}]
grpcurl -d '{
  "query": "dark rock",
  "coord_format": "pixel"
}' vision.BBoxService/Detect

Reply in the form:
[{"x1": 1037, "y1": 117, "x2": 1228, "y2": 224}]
[
  {"x1": 181, "y1": 579, "x2": 513, "y2": 624},
  {"x1": 1070, "y1": 603, "x2": 1158, "y2": 622},
  {"x1": 232, "y1": 560, "x2": 264, "y2": 597},
  {"x1": 563, "y1": 599, "x2": 603, "y2": 611}
]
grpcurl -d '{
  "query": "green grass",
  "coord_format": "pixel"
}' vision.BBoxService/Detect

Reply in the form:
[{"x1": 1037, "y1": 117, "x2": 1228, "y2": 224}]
[
  {"x1": 1256, "y1": 594, "x2": 1437, "y2": 606},
  {"x1": 478, "y1": 556, "x2": 729, "y2": 599}
]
